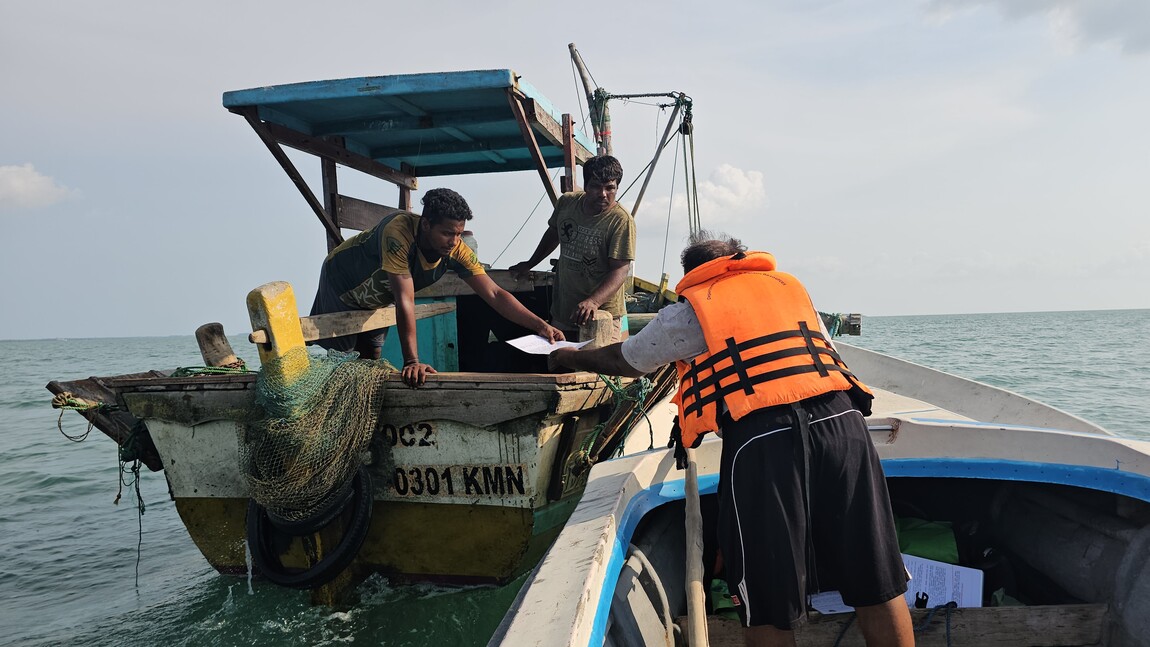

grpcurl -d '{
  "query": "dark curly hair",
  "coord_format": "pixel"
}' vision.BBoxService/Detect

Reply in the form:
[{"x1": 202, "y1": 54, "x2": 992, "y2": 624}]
[
  {"x1": 582, "y1": 155, "x2": 623, "y2": 186},
  {"x1": 421, "y1": 188, "x2": 473, "y2": 226},
  {"x1": 680, "y1": 230, "x2": 747, "y2": 273}
]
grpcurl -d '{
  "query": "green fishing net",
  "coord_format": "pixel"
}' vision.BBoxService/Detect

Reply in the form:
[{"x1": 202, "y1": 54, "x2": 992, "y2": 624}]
[{"x1": 237, "y1": 347, "x2": 395, "y2": 522}]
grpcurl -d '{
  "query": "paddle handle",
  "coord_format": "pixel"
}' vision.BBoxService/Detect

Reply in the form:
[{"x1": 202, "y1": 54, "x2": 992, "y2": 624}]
[{"x1": 685, "y1": 449, "x2": 710, "y2": 646}]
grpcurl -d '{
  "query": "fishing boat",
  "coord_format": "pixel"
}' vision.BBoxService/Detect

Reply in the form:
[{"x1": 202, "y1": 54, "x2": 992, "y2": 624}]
[
  {"x1": 46, "y1": 47, "x2": 691, "y2": 601},
  {"x1": 490, "y1": 342, "x2": 1150, "y2": 646}
]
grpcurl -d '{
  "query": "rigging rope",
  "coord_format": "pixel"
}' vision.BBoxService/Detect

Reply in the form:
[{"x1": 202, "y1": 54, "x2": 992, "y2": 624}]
[
  {"x1": 564, "y1": 374, "x2": 657, "y2": 477},
  {"x1": 490, "y1": 168, "x2": 562, "y2": 267}
]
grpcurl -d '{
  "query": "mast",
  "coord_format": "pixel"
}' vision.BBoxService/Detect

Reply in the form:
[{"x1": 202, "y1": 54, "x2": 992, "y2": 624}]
[{"x1": 569, "y1": 43, "x2": 611, "y2": 156}]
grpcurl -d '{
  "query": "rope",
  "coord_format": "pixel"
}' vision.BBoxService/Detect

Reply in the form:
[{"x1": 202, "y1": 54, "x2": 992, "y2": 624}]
[
  {"x1": 660, "y1": 129, "x2": 682, "y2": 278},
  {"x1": 52, "y1": 391, "x2": 118, "y2": 442},
  {"x1": 566, "y1": 374, "x2": 657, "y2": 474},
  {"x1": 915, "y1": 601, "x2": 958, "y2": 647},
  {"x1": 170, "y1": 360, "x2": 251, "y2": 377},
  {"x1": 114, "y1": 450, "x2": 146, "y2": 588},
  {"x1": 54, "y1": 390, "x2": 148, "y2": 587},
  {"x1": 490, "y1": 168, "x2": 563, "y2": 267}
]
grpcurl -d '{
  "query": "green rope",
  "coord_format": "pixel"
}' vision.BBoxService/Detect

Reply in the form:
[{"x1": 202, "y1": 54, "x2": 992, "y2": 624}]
[
  {"x1": 53, "y1": 392, "x2": 119, "y2": 442},
  {"x1": 170, "y1": 361, "x2": 252, "y2": 377},
  {"x1": 110, "y1": 422, "x2": 148, "y2": 588},
  {"x1": 567, "y1": 375, "x2": 657, "y2": 474},
  {"x1": 52, "y1": 390, "x2": 147, "y2": 586}
]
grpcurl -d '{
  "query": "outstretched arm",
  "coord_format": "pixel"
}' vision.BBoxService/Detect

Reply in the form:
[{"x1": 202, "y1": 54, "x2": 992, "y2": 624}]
[
  {"x1": 509, "y1": 227, "x2": 560, "y2": 279},
  {"x1": 549, "y1": 342, "x2": 645, "y2": 378},
  {"x1": 463, "y1": 273, "x2": 565, "y2": 342}
]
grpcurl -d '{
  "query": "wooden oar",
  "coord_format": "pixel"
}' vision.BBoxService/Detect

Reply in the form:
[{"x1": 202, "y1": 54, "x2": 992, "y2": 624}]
[{"x1": 684, "y1": 447, "x2": 710, "y2": 646}]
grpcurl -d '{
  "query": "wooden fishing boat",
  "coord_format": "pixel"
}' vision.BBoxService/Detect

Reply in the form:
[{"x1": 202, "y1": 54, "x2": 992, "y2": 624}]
[
  {"x1": 46, "y1": 52, "x2": 689, "y2": 600},
  {"x1": 491, "y1": 343, "x2": 1150, "y2": 646}
]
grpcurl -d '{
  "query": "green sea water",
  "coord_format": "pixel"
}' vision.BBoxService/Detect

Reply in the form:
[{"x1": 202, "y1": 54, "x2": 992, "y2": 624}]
[{"x1": 2, "y1": 310, "x2": 1147, "y2": 645}]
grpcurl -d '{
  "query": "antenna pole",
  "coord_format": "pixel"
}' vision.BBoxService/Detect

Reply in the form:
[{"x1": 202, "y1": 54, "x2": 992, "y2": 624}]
[{"x1": 569, "y1": 43, "x2": 611, "y2": 156}]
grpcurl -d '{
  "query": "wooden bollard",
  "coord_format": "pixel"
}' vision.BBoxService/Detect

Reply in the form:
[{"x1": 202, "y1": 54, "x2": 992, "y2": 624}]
[
  {"x1": 247, "y1": 281, "x2": 308, "y2": 385},
  {"x1": 578, "y1": 309, "x2": 616, "y2": 349},
  {"x1": 195, "y1": 322, "x2": 240, "y2": 367}
]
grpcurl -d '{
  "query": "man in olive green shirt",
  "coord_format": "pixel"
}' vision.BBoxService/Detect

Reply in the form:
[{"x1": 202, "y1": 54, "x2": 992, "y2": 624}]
[
  {"x1": 312, "y1": 188, "x2": 563, "y2": 386},
  {"x1": 510, "y1": 155, "x2": 636, "y2": 341}
]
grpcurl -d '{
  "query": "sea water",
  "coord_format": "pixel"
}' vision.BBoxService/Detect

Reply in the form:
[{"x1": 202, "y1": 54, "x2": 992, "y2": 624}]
[{"x1": 1, "y1": 310, "x2": 1147, "y2": 645}]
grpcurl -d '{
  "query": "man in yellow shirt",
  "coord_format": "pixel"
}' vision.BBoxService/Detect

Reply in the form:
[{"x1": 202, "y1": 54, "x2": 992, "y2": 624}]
[{"x1": 311, "y1": 188, "x2": 564, "y2": 386}]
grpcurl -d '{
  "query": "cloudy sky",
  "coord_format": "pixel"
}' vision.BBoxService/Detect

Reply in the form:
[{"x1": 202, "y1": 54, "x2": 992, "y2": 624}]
[{"x1": 3, "y1": 0, "x2": 1148, "y2": 339}]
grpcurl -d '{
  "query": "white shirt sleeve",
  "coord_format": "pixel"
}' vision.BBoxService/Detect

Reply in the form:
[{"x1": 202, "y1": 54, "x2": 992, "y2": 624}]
[{"x1": 620, "y1": 301, "x2": 708, "y2": 373}]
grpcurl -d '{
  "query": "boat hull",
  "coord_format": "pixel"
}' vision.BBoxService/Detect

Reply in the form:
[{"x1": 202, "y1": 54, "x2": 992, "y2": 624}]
[
  {"x1": 492, "y1": 345, "x2": 1150, "y2": 646},
  {"x1": 111, "y1": 369, "x2": 631, "y2": 584}
]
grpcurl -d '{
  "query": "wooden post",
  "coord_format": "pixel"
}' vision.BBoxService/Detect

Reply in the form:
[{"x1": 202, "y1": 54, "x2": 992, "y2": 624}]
[
  {"x1": 561, "y1": 113, "x2": 577, "y2": 194},
  {"x1": 655, "y1": 272, "x2": 670, "y2": 308},
  {"x1": 685, "y1": 448, "x2": 710, "y2": 647},
  {"x1": 578, "y1": 310, "x2": 616, "y2": 348},
  {"x1": 195, "y1": 322, "x2": 240, "y2": 367},
  {"x1": 506, "y1": 90, "x2": 559, "y2": 206},
  {"x1": 322, "y1": 150, "x2": 341, "y2": 252},
  {"x1": 246, "y1": 281, "x2": 308, "y2": 385}
]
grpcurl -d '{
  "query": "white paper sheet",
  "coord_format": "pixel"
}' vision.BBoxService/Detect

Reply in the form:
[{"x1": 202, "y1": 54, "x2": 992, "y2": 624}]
[
  {"x1": 808, "y1": 553, "x2": 984, "y2": 616},
  {"x1": 506, "y1": 334, "x2": 592, "y2": 355},
  {"x1": 901, "y1": 553, "x2": 983, "y2": 609}
]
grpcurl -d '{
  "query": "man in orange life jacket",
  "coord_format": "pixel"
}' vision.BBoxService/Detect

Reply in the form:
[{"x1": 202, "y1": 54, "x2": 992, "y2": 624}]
[{"x1": 549, "y1": 232, "x2": 914, "y2": 647}]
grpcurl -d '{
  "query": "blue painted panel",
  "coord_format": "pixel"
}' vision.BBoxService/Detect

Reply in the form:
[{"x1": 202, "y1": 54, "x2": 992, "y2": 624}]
[
  {"x1": 224, "y1": 68, "x2": 596, "y2": 177},
  {"x1": 882, "y1": 457, "x2": 1150, "y2": 501},
  {"x1": 380, "y1": 296, "x2": 459, "y2": 372},
  {"x1": 223, "y1": 70, "x2": 518, "y2": 108}
]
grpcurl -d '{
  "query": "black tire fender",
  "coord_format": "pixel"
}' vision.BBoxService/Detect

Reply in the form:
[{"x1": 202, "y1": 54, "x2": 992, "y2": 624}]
[{"x1": 246, "y1": 466, "x2": 374, "y2": 590}]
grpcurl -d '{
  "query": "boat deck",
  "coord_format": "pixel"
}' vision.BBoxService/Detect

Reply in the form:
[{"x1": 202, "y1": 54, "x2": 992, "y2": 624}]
[{"x1": 868, "y1": 387, "x2": 975, "y2": 422}]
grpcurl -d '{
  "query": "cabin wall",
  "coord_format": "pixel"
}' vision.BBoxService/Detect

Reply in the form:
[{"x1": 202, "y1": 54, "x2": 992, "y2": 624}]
[{"x1": 381, "y1": 296, "x2": 459, "y2": 371}]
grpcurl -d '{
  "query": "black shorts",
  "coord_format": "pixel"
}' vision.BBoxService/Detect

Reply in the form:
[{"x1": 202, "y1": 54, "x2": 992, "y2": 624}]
[{"x1": 717, "y1": 390, "x2": 907, "y2": 629}]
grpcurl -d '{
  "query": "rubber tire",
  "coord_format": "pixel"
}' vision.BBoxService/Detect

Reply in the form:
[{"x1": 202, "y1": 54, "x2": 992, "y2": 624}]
[
  {"x1": 265, "y1": 475, "x2": 357, "y2": 537},
  {"x1": 247, "y1": 466, "x2": 374, "y2": 590}
]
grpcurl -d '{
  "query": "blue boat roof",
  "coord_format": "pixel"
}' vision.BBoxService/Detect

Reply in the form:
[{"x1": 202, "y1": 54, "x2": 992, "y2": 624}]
[{"x1": 223, "y1": 69, "x2": 595, "y2": 177}]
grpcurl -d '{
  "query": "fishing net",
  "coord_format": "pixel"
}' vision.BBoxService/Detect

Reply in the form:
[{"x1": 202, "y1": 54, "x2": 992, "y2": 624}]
[{"x1": 237, "y1": 347, "x2": 394, "y2": 523}]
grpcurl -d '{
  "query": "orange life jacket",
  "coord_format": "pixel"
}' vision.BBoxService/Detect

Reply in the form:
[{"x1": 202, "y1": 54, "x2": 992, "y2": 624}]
[{"x1": 673, "y1": 251, "x2": 872, "y2": 448}]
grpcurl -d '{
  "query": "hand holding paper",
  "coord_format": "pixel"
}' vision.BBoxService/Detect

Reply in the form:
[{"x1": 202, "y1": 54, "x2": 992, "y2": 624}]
[{"x1": 506, "y1": 334, "x2": 591, "y2": 355}]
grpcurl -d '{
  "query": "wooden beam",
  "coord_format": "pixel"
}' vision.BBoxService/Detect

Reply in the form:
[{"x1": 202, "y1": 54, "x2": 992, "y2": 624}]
[
  {"x1": 368, "y1": 137, "x2": 528, "y2": 160},
  {"x1": 249, "y1": 302, "x2": 455, "y2": 345},
  {"x1": 413, "y1": 269, "x2": 552, "y2": 298},
  {"x1": 263, "y1": 121, "x2": 418, "y2": 190},
  {"x1": 524, "y1": 99, "x2": 594, "y2": 164},
  {"x1": 399, "y1": 163, "x2": 414, "y2": 210},
  {"x1": 309, "y1": 108, "x2": 511, "y2": 137},
  {"x1": 395, "y1": 158, "x2": 559, "y2": 178},
  {"x1": 321, "y1": 146, "x2": 342, "y2": 250},
  {"x1": 336, "y1": 194, "x2": 404, "y2": 232},
  {"x1": 682, "y1": 603, "x2": 1108, "y2": 647},
  {"x1": 506, "y1": 90, "x2": 558, "y2": 206},
  {"x1": 240, "y1": 108, "x2": 343, "y2": 244},
  {"x1": 561, "y1": 113, "x2": 577, "y2": 194}
]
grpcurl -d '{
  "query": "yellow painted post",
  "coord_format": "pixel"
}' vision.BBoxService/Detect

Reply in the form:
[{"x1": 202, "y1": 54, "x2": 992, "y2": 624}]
[{"x1": 247, "y1": 281, "x2": 309, "y2": 384}]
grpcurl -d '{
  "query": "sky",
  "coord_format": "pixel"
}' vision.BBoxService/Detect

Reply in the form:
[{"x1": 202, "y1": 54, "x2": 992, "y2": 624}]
[{"x1": 2, "y1": 0, "x2": 1148, "y2": 340}]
